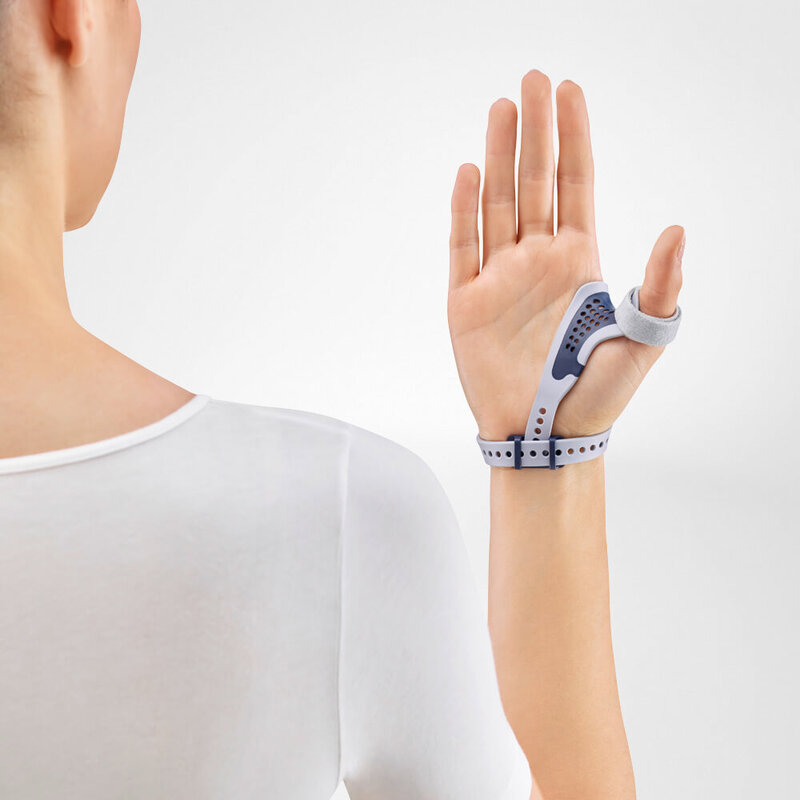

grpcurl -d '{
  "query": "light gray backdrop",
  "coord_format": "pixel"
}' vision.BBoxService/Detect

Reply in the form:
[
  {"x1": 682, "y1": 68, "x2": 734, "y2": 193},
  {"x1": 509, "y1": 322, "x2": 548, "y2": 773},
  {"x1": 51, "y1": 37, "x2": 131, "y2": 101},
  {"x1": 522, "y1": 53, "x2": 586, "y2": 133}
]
[{"x1": 64, "y1": 0, "x2": 799, "y2": 797}]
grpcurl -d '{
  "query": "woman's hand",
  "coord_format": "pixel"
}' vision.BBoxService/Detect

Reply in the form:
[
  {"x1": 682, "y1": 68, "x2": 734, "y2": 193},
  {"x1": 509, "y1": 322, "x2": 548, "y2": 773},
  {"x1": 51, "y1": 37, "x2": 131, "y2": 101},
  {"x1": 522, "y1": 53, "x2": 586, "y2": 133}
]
[{"x1": 447, "y1": 70, "x2": 685, "y2": 442}]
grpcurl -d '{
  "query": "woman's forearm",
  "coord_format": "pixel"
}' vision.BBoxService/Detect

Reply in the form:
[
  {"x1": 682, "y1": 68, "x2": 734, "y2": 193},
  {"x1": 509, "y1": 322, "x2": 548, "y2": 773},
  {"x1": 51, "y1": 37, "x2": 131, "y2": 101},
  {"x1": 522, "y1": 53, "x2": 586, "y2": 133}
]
[{"x1": 485, "y1": 449, "x2": 635, "y2": 800}]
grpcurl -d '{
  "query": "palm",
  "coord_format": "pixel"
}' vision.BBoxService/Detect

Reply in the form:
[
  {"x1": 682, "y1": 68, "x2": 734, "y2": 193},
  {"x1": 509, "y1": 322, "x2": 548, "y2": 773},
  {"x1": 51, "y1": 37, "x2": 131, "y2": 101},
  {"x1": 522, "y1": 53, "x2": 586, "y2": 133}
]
[{"x1": 447, "y1": 71, "x2": 684, "y2": 442}]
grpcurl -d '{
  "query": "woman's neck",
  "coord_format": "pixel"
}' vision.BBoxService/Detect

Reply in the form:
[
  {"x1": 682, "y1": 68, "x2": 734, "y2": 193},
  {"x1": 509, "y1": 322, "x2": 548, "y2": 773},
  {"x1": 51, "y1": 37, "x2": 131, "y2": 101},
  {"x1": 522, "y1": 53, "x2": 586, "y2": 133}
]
[
  {"x1": 0, "y1": 135, "x2": 73, "y2": 325},
  {"x1": 0, "y1": 144, "x2": 194, "y2": 458}
]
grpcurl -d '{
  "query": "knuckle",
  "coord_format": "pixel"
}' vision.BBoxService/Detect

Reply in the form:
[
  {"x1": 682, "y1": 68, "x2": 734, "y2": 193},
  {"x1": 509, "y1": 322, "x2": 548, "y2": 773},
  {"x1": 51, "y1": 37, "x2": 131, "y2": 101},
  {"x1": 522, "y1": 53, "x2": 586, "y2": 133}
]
[{"x1": 519, "y1": 163, "x2": 554, "y2": 183}]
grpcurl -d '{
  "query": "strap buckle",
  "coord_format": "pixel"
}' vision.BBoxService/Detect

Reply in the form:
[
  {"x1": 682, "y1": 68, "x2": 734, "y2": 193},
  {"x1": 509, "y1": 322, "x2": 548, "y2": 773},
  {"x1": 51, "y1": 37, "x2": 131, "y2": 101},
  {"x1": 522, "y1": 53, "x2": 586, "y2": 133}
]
[
  {"x1": 548, "y1": 434, "x2": 564, "y2": 470},
  {"x1": 505, "y1": 434, "x2": 564, "y2": 469},
  {"x1": 506, "y1": 434, "x2": 524, "y2": 470}
]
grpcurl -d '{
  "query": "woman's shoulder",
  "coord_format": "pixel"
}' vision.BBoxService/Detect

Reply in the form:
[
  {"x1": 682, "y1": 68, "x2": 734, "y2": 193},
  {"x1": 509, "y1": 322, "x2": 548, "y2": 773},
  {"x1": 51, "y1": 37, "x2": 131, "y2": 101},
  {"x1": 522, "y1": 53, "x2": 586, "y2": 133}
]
[
  {"x1": 205, "y1": 394, "x2": 432, "y2": 476},
  {"x1": 207, "y1": 396, "x2": 449, "y2": 525}
]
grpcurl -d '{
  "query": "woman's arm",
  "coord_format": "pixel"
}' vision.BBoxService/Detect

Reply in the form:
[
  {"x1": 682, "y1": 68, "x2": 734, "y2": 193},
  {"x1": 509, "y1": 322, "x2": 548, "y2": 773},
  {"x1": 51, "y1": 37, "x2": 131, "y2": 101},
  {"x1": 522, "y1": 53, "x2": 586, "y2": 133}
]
[{"x1": 447, "y1": 69, "x2": 685, "y2": 800}]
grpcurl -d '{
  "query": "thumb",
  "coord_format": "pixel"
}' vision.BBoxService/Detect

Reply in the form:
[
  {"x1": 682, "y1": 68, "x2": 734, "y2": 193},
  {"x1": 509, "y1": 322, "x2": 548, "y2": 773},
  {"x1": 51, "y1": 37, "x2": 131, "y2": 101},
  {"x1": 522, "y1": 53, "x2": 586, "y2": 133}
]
[{"x1": 638, "y1": 225, "x2": 685, "y2": 318}]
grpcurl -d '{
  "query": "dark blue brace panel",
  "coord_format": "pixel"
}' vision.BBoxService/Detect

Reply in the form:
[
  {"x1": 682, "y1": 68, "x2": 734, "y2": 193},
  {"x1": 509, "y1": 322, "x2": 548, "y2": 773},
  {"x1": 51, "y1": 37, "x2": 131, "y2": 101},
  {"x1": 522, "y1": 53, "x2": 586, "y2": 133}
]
[{"x1": 551, "y1": 291, "x2": 617, "y2": 381}]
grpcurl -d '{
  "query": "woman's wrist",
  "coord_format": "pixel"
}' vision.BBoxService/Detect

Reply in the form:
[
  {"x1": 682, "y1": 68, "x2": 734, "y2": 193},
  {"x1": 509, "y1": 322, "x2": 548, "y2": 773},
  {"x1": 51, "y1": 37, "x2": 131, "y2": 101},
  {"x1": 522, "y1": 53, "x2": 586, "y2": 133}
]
[{"x1": 488, "y1": 449, "x2": 604, "y2": 488}]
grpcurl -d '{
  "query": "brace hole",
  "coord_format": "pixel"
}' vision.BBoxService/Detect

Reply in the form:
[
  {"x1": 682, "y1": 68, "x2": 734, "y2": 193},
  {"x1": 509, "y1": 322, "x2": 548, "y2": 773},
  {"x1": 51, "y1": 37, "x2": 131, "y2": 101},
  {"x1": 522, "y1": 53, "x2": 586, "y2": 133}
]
[
  {"x1": 585, "y1": 304, "x2": 591, "y2": 309},
  {"x1": 495, "y1": 450, "x2": 501, "y2": 457},
  {"x1": 579, "y1": 446, "x2": 585, "y2": 453},
  {"x1": 505, "y1": 451, "x2": 511, "y2": 457},
  {"x1": 540, "y1": 407, "x2": 546, "y2": 414},
  {"x1": 590, "y1": 444, "x2": 595, "y2": 450},
  {"x1": 543, "y1": 449, "x2": 549, "y2": 456},
  {"x1": 537, "y1": 417, "x2": 543, "y2": 424},
  {"x1": 556, "y1": 449, "x2": 562, "y2": 455},
  {"x1": 567, "y1": 448, "x2": 574, "y2": 454},
  {"x1": 535, "y1": 427, "x2": 541, "y2": 434},
  {"x1": 570, "y1": 346, "x2": 575, "y2": 351},
  {"x1": 599, "y1": 442, "x2": 603, "y2": 447},
  {"x1": 529, "y1": 450, "x2": 536, "y2": 456}
]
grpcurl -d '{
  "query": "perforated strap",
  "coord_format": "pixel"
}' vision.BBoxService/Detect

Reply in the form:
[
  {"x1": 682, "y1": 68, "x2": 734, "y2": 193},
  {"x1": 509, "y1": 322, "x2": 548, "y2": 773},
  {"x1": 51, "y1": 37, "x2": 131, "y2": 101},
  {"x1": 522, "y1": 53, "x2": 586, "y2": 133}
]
[
  {"x1": 477, "y1": 281, "x2": 681, "y2": 469},
  {"x1": 477, "y1": 427, "x2": 613, "y2": 469}
]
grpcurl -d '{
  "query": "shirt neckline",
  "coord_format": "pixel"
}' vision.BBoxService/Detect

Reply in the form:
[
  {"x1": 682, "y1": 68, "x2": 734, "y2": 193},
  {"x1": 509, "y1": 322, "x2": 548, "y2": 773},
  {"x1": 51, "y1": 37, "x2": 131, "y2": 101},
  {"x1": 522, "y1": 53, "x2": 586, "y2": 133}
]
[{"x1": 0, "y1": 393, "x2": 212, "y2": 476}]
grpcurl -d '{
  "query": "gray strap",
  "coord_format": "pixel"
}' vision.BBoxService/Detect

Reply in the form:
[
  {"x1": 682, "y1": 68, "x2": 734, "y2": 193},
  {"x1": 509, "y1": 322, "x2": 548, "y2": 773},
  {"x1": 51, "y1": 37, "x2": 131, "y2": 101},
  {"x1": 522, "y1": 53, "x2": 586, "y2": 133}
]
[
  {"x1": 613, "y1": 285, "x2": 681, "y2": 346},
  {"x1": 477, "y1": 427, "x2": 612, "y2": 469}
]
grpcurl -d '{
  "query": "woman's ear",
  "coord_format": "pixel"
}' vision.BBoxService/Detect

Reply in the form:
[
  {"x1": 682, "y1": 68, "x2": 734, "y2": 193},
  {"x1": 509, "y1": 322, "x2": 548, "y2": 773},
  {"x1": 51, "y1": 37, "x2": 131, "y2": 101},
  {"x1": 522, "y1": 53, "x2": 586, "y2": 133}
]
[{"x1": 50, "y1": 0, "x2": 93, "y2": 68}]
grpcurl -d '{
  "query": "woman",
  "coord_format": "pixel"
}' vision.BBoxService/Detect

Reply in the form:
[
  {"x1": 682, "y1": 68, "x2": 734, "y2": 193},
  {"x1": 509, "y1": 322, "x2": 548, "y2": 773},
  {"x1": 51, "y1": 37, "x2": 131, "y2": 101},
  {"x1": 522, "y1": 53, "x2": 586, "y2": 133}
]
[{"x1": 0, "y1": 1, "x2": 684, "y2": 798}]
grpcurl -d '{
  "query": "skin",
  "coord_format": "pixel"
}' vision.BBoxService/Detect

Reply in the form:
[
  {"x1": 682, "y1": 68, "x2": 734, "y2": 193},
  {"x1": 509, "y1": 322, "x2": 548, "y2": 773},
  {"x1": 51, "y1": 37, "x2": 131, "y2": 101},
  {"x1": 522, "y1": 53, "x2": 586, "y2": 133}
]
[
  {"x1": 0, "y1": 0, "x2": 193, "y2": 460},
  {"x1": 447, "y1": 69, "x2": 685, "y2": 798}
]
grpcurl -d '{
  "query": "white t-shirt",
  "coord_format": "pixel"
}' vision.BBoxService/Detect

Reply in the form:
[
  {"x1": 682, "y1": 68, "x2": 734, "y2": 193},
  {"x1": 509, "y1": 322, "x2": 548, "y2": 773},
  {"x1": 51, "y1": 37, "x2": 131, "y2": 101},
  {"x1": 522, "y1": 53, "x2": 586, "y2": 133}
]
[{"x1": 0, "y1": 393, "x2": 532, "y2": 799}]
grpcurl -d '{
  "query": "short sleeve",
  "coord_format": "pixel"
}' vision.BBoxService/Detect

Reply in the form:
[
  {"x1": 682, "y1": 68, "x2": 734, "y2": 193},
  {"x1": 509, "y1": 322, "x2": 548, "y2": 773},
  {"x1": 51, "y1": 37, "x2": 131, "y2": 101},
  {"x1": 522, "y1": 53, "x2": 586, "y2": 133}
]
[{"x1": 338, "y1": 424, "x2": 532, "y2": 800}]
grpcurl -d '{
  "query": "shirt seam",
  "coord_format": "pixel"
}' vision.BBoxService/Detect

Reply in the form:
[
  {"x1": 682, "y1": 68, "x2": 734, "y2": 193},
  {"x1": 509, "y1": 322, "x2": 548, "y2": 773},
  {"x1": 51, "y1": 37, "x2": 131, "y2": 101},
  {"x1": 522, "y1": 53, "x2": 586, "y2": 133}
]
[{"x1": 335, "y1": 426, "x2": 354, "y2": 789}]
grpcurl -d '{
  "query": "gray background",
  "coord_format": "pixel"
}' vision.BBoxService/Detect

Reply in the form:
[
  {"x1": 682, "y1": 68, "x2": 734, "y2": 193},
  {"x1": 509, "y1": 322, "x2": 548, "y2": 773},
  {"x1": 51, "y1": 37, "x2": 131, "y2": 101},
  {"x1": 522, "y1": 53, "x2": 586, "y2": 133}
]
[{"x1": 64, "y1": 0, "x2": 799, "y2": 797}]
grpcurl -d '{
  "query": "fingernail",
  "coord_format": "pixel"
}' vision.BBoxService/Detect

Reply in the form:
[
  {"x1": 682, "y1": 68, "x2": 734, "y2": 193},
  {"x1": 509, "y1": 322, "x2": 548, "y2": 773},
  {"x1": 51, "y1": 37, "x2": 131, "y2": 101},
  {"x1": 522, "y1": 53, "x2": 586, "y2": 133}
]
[{"x1": 676, "y1": 233, "x2": 686, "y2": 264}]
